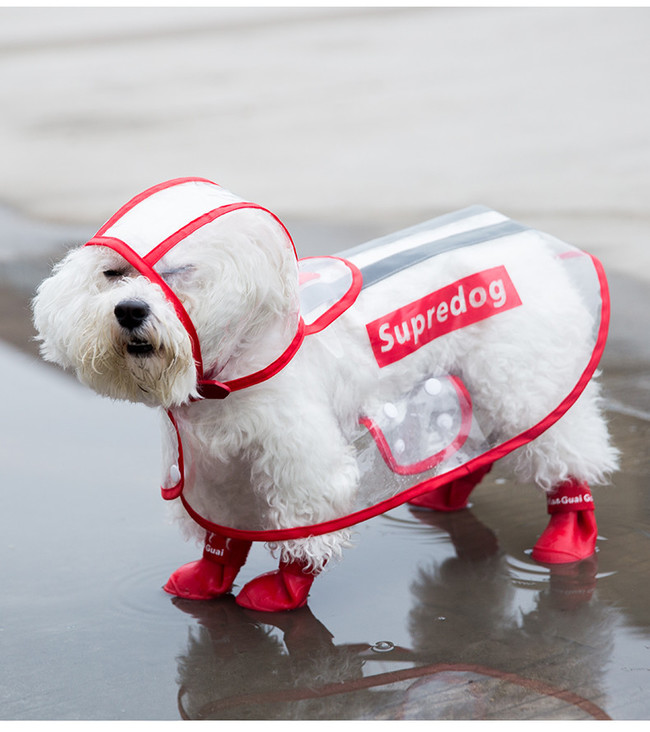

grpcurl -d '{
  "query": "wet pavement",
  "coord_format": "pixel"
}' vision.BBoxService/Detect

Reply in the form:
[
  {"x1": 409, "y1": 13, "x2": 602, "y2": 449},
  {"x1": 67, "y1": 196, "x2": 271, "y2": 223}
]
[{"x1": 2, "y1": 6, "x2": 650, "y2": 722}]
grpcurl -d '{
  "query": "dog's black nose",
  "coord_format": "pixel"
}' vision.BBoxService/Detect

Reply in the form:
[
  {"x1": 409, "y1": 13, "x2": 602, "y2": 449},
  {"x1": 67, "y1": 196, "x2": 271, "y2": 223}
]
[{"x1": 114, "y1": 300, "x2": 150, "y2": 330}]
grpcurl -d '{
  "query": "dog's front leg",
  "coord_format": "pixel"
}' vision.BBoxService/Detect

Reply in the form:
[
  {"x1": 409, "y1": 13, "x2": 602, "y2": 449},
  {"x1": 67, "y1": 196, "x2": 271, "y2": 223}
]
[
  {"x1": 235, "y1": 557, "x2": 320, "y2": 612},
  {"x1": 234, "y1": 411, "x2": 359, "y2": 612}
]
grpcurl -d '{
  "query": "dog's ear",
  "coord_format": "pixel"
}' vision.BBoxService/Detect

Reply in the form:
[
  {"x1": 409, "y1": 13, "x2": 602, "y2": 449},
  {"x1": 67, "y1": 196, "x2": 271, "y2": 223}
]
[
  {"x1": 32, "y1": 247, "x2": 95, "y2": 369},
  {"x1": 255, "y1": 219, "x2": 300, "y2": 306},
  {"x1": 208, "y1": 209, "x2": 300, "y2": 315}
]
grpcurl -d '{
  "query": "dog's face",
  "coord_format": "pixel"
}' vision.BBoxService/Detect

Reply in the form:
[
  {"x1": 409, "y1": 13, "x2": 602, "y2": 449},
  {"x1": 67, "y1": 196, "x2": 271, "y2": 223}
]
[{"x1": 33, "y1": 211, "x2": 299, "y2": 408}]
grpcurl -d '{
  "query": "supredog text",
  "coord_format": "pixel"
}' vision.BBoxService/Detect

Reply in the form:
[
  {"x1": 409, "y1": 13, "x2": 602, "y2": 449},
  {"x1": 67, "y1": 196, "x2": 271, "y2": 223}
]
[{"x1": 366, "y1": 265, "x2": 522, "y2": 367}]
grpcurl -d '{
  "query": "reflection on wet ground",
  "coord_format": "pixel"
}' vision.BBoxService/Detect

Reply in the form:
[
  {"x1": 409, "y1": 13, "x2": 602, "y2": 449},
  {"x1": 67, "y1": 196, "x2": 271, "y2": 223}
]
[
  {"x1": 169, "y1": 523, "x2": 613, "y2": 721},
  {"x1": 1, "y1": 215, "x2": 650, "y2": 720},
  {"x1": 166, "y1": 421, "x2": 649, "y2": 722}
]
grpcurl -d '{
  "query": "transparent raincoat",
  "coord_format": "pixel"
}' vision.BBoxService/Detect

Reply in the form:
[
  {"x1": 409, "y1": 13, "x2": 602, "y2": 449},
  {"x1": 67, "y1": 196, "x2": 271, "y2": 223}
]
[{"x1": 86, "y1": 178, "x2": 609, "y2": 541}]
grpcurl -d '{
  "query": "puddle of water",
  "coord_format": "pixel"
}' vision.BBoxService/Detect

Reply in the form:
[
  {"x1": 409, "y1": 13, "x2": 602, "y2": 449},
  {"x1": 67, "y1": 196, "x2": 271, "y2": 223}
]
[{"x1": 3, "y1": 342, "x2": 648, "y2": 720}]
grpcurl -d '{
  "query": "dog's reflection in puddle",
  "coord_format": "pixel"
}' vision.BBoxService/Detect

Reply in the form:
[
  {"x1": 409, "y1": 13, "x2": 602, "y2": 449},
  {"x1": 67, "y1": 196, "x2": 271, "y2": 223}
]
[{"x1": 171, "y1": 508, "x2": 611, "y2": 721}]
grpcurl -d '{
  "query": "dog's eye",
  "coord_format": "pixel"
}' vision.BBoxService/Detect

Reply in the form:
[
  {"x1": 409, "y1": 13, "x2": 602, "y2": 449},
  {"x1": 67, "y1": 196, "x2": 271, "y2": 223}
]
[
  {"x1": 159, "y1": 266, "x2": 193, "y2": 281},
  {"x1": 103, "y1": 269, "x2": 126, "y2": 279}
]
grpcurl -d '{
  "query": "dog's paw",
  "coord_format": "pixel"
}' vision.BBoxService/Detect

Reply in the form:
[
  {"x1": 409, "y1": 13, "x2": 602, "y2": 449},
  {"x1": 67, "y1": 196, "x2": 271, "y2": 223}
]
[
  {"x1": 235, "y1": 561, "x2": 316, "y2": 612},
  {"x1": 531, "y1": 510, "x2": 598, "y2": 564},
  {"x1": 163, "y1": 558, "x2": 241, "y2": 601},
  {"x1": 408, "y1": 463, "x2": 493, "y2": 512}
]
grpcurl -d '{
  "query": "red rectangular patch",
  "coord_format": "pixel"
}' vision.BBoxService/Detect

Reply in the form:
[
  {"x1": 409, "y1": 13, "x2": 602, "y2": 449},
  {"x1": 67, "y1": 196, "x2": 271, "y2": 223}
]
[{"x1": 366, "y1": 265, "x2": 522, "y2": 367}]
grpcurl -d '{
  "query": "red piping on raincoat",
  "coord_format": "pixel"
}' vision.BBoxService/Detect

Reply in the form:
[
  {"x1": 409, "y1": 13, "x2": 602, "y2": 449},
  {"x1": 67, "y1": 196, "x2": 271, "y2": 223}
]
[
  {"x1": 161, "y1": 411, "x2": 185, "y2": 501},
  {"x1": 299, "y1": 256, "x2": 364, "y2": 335}
]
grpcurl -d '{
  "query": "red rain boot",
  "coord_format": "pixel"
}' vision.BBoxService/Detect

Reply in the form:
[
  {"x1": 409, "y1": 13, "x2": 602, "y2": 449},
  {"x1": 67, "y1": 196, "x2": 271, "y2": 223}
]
[
  {"x1": 531, "y1": 478, "x2": 597, "y2": 564},
  {"x1": 408, "y1": 463, "x2": 493, "y2": 512},
  {"x1": 236, "y1": 559, "x2": 318, "y2": 612},
  {"x1": 164, "y1": 532, "x2": 251, "y2": 601}
]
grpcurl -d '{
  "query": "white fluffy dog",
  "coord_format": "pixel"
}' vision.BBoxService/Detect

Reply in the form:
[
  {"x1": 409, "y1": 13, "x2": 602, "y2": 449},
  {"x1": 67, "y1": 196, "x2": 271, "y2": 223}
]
[{"x1": 33, "y1": 178, "x2": 618, "y2": 612}]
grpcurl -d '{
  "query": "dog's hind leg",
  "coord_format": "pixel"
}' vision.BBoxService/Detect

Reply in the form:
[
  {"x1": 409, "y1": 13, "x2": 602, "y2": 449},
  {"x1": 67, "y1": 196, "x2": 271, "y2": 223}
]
[
  {"x1": 164, "y1": 532, "x2": 252, "y2": 601},
  {"x1": 506, "y1": 380, "x2": 619, "y2": 564},
  {"x1": 531, "y1": 478, "x2": 598, "y2": 563},
  {"x1": 408, "y1": 462, "x2": 494, "y2": 512}
]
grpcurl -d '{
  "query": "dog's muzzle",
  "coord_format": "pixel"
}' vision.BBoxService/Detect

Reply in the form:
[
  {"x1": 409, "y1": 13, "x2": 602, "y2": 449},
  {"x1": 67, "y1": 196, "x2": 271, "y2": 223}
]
[
  {"x1": 115, "y1": 299, "x2": 150, "y2": 330},
  {"x1": 115, "y1": 299, "x2": 155, "y2": 355}
]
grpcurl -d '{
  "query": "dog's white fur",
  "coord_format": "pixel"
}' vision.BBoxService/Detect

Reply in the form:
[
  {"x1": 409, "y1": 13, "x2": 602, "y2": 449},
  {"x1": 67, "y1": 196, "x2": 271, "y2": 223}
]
[{"x1": 33, "y1": 209, "x2": 619, "y2": 572}]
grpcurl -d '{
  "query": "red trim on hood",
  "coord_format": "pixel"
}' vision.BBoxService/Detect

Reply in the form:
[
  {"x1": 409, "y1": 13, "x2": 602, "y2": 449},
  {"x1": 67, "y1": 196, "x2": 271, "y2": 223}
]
[
  {"x1": 96, "y1": 177, "x2": 216, "y2": 236},
  {"x1": 86, "y1": 236, "x2": 205, "y2": 376},
  {"x1": 86, "y1": 233, "x2": 305, "y2": 402},
  {"x1": 86, "y1": 178, "x2": 304, "y2": 400},
  {"x1": 144, "y1": 202, "x2": 297, "y2": 265},
  {"x1": 198, "y1": 317, "x2": 306, "y2": 399}
]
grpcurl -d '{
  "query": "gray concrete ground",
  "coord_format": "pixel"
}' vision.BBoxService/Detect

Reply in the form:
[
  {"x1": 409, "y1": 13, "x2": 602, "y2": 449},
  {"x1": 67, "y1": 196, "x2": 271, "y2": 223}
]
[{"x1": 1, "y1": 6, "x2": 650, "y2": 721}]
